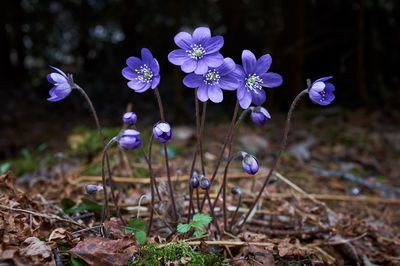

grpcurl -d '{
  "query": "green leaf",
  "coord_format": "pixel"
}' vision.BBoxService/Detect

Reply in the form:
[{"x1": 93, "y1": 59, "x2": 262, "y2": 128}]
[
  {"x1": 177, "y1": 223, "x2": 192, "y2": 233},
  {"x1": 191, "y1": 213, "x2": 212, "y2": 227},
  {"x1": 194, "y1": 230, "x2": 204, "y2": 238},
  {"x1": 135, "y1": 230, "x2": 147, "y2": 245},
  {"x1": 128, "y1": 218, "x2": 146, "y2": 232},
  {"x1": 124, "y1": 227, "x2": 135, "y2": 234},
  {"x1": 0, "y1": 162, "x2": 10, "y2": 174},
  {"x1": 70, "y1": 257, "x2": 86, "y2": 266}
]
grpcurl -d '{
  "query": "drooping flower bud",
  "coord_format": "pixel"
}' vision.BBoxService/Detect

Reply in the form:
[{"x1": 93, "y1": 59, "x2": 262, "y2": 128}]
[
  {"x1": 250, "y1": 107, "x2": 271, "y2": 126},
  {"x1": 231, "y1": 187, "x2": 242, "y2": 196},
  {"x1": 85, "y1": 184, "x2": 103, "y2": 194},
  {"x1": 199, "y1": 175, "x2": 210, "y2": 190},
  {"x1": 308, "y1": 76, "x2": 335, "y2": 106},
  {"x1": 122, "y1": 112, "x2": 137, "y2": 125},
  {"x1": 190, "y1": 174, "x2": 200, "y2": 189},
  {"x1": 241, "y1": 153, "x2": 259, "y2": 175},
  {"x1": 152, "y1": 122, "x2": 172, "y2": 143},
  {"x1": 118, "y1": 129, "x2": 142, "y2": 150}
]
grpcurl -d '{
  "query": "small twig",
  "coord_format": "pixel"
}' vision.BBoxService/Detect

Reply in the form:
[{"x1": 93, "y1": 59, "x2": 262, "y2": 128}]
[
  {"x1": 72, "y1": 225, "x2": 103, "y2": 235},
  {"x1": 0, "y1": 204, "x2": 86, "y2": 228},
  {"x1": 164, "y1": 240, "x2": 275, "y2": 248}
]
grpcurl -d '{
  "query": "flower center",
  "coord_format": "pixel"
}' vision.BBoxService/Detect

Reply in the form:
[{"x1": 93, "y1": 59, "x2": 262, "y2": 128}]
[
  {"x1": 319, "y1": 89, "x2": 327, "y2": 102},
  {"x1": 186, "y1": 44, "x2": 206, "y2": 60},
  {"x1": 203, "y1": 69, "x2": 220, "y2": 85},
  {"x1": 135, "y1": 64, "x2": 153, "y2": 83},
  {"x1": 245, "y1": 74, "x2": 263, "y2": 92}
]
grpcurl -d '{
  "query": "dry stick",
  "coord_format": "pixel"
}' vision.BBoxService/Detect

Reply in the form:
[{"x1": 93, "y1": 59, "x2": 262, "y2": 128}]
[
  {"x1": 238, "y1": 89, "x2": 308, "y2": 229},
  {"x1": 0, "y1": 204, "x2": 86, "y2": 228},
  {"x1": 199, "y1": 102, "x2": 239, "y2": 211},
  {"x1": 229, "y1": 193, "x2": 242, "y2": 229},
  {"x1": 154, "y1": 88, "x2": 177, "y2": 220},
  {"x1": 187, "y1": 149, "x2": 198, "y2": 223},
  {"x1": 74, "y1": 85, "x2": 123, "y2": 225}
]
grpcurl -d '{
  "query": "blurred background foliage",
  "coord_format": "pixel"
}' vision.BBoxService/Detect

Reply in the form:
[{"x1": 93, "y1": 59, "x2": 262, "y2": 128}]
[{"x1": 1, "y1": 0, "x2": 399, "y2": 159}]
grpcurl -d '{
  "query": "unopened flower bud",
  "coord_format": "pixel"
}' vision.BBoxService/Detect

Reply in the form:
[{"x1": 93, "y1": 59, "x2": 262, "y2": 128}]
[
  {"x1": 118, "y1": 129, "x2": 142, "y2": 150},
  {"x1": 242, "y1": 153, "x2": 259, "y2": 175},
  {"x1": 250, "y1": 107, "x2": 271, "y2": 126},
  {"x1": 199, "y1": 175, "x2": 210, "y2": 190},
  {"x1": 231, "y1": 187, "x2": 242, "y2": 196},
  {"x1": 122, "y1": 112, "x2": 137, "y2": 125},
  {"x1": 152, "y1": 122, "x2": 172, "y2": 143},
  {"x1": 85, "y1": 184, "x2": 103, "y2": 194},
  {"x1": 190, "y1": 174, "x2": 199, "y2": 189}
]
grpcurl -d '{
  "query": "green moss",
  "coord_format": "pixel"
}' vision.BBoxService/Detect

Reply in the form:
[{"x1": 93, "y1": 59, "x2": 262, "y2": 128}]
[{"x1": 130, "y1": 242, "x2": 226, "y2": 266}]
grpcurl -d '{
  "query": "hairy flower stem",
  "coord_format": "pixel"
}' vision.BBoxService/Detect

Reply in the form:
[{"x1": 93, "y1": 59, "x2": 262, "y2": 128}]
[
  {"x1": 75, "y1": 85, "x2": 122, "y2": 224},
  {"x1": 217, "y1": 152, "x2": 242, "y2": 231},
  {"x1": 238, "y1": 89, "x2": 308, "y2": 229},
  {"x1": 199, "y1": 102, "x2": 239, "y2": 212},
  {"x1": 229, "y1": 193, "x2": 242, "y2": 229},
  {"x1": 154, "y1": 88, "x2": 178, "y2": 221},
  {"x1": 101, "y1": 138, "x2": 124, "y2": 226}
]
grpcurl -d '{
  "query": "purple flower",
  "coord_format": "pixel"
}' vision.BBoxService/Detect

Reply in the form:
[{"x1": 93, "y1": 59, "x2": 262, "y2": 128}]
[
  {"x1": 242, "y1": 153, "x2": 259, "y2": 175},
  {"x1": 46, "y1": 66, "x2": 73, "y2": 102},
  {"x1": 308, "y1": 76, "x2": 335, "y2": 106},
  {"x1": 122, "y1": 48, "x2": 160, "y2": 93},
  {"x1": 123, "y1": 112, "x2": 138, "y2": 125},
  {"x1": 199, "y1": 175, "x2": 211, "y2": 190},
  {"x1": 190, "y1": 174, "x2": 200, "y2": 189},
  {"x1": 152, "y1": 122, "x2": 172, "y2": 143},
  {"x1": 182, "y1": 57, "x2": 238, "y2": 103},
  {"x1": 118, "y1": 129, "x2": 142, "y2": 150},
  {"x1": 250, "y1": 106, "x2": 271, "y2": 126},
  {"x1": 231, "y1": 187, "x2": 242, "y2": 195},
  {"x1": 235, "y1": 50, "x2": 283, "y2": 109},
  {"x1": 168, "y1": 27, "x2": 224, "y2": 75}
]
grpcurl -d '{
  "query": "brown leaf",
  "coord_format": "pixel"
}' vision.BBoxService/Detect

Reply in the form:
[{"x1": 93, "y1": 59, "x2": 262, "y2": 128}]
[
  {"x1": 19, "y1": 237, "x2": 54, "y2": 265},
  {"x1": 233, "y1": 246, "x2": 275, "y2": 266},
  {"x1": 278, "y1": 238, "x2": 312, "y2": 257},
  {"x1": 103, "y1": 220, "x2": 128, "y2": 239},
  {"x1": 48, "y1": 228, "x2": 72, "y2": 242},
  {"x1": 70, "y1": 236, "x2": 138, "y2": 266}
]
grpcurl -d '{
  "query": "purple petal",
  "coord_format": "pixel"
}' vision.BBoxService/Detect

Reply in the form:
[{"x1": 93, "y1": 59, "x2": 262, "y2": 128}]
[
  {"x1": 183, "y1": 73, "x2": 203, "y2": 88},
  {"x1": 234, "y1": 65, "x2": 246, "y2": 79},
  {"x1": 197, "y1": 85, "x2": 209, "y2": 102},
  {"x1": 150, "y1": 58, "x2": 160, "y2": 75},
  {"x1": 181, "y1": 59, "x2": 197, "y2": 73},
  {"x1": 324, "y1": 82, "x2": 335, "y2": 92},
  {"x1": 203, "y1": 53, "x2": 224, "y2": 68},
  {"x1": 194, "y1": 60, "x2": 208, "y2": 75},
  {"x1": 141, "y1": 48, "x2": 154, "y2": 66},
  {"x1": 242, "y1": 50, "x2": 257, "y2": 74},
  {"x1": 259, "y1": 72, "x2": 283, "y2": 88},
  {"x1": 192, "y1": 27, "x2": 211, "y2": 44},
  {"x1": 135, "y1": 83, "x2": 152, "y2": 93},
  {"x1": 217, "y1": 57, "x2": 236, "y2": 76},
  {"x1": 151, "y1": 75, "x2": 160, "y2": 89},
  {"x1": 49, "y1": 66, "x2": 67, "y2": 78},
  {"x1": 219, "y1": 75, "x2": 238, "y2": 91},
  {"x1": 204, "y1": 36, "x2": 224, "y2": 53},
  {"x1": 237, "y1": 86, "x2": 246, "y2": 100},
  {"x1": 126, "y1": 57, "x2": 142, "y2": 69},
  {"x1": 251, "y1": 89, "x2": 266, "y2": 106},
  {"x1": 310, "y1": 81, "x2": 325, "y2": 92},
  {"x1": 238, "y1": 90, "x2": 252, "y2": 109},
  {"x1": 168, "y1": 49, "x2": 190, "y2": 66},
  {"x1": 123, "y1": 129, "x2": 140, "y2": 136},
  {"x1": 47, "y1": 73, "x2": 68, "y2": 84},
  {"x1": 255, "y1": 54, "x2": 272, "y2": 74},
  {"x1": 260, "y1": 107, "x2": 271, "y2": 118},
  {"x1": 208, "y1": 85, "x2": 223, "y2": 103},
  {"x1": 315, "y1": 76, "x2": 333, "y2": 83},
  {"x1": 158, "y1": 122, "x2": 171, "y2": 132},
  {"x1": 127, "y1": 80, "x2": 146, "y2": 91},
  {"x1": 122, "y1": 67, "x2": 138, "y2": 80},
  {"x1": 174, "y1": 32, "x2": 193, "y2": 49},
  {"x1": 47, "y1": 83, "x2": 72, "y2": 102}
]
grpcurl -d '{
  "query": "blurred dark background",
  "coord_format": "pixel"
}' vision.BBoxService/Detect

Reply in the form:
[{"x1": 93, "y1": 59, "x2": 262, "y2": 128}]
[{"x1": 1, "y1": 0, "x2": 400, "y2": 159}]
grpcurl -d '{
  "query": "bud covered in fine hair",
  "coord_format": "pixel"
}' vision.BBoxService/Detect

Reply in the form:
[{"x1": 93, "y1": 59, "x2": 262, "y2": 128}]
[
  {"x1": 122, "y1": 112, "x2": 137, "y2": 125},
  {"x1": 152, "y1": 122, "x2": 172, "y2": 143},
  {"x1": 231, "y1": 187, "x2": 242, "y2": 196},
  {"x1": 241, "y1": 153, "x2": 259, "y2": 175},
  {"x1": 85, "y1": 184, "x2": 103, "y2": 194},
  {"x1": 118, "y1": 129, "x2": 142, "y2": 150},
  {"x1": 199, "y1": 175, "x2": 210, "y2": 190},
  {"x1": 250, "y1": 106, "x2": 271, "y2": 126},
  {"x1": 190, "y1": 172, "x2": 200, "y2": 189}
]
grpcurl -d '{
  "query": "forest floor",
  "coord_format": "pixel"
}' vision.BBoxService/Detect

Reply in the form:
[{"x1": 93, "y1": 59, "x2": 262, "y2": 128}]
[{"x1": 1, "y1": 108, "x2": 400, "y2": 265}]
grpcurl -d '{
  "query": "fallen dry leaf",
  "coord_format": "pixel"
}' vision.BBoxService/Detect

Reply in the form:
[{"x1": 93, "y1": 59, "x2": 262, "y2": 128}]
[
  {"x1": 19, "y1": 237, "x2": 53, "y2": 265},
  {"x1": 70, "y1": 236, "x2": 138, "y2": 266},
  {"x1": 278, "y1": 238, "x2": 312, "y2": 257}
]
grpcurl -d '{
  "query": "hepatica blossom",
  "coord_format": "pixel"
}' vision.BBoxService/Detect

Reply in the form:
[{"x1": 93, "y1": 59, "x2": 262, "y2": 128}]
[
  {"x1": 46, "y1": 66, "x2": 73, "y2": 102},
  {"x1": 183, "y1": 58, "x2": 238, "y2": 103},
  {"x1": 308, "y1": 76, "x2": 335, "y2": 106},
  {"x1": 235, "y1": 50, "x2": 283, "y2": 109},
  {"x1": 168, "y1": 27, "x2": 224, "y2": 75},
  {"x1": 122, "y1": 48, "x2": 160, "y2": 93}
]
